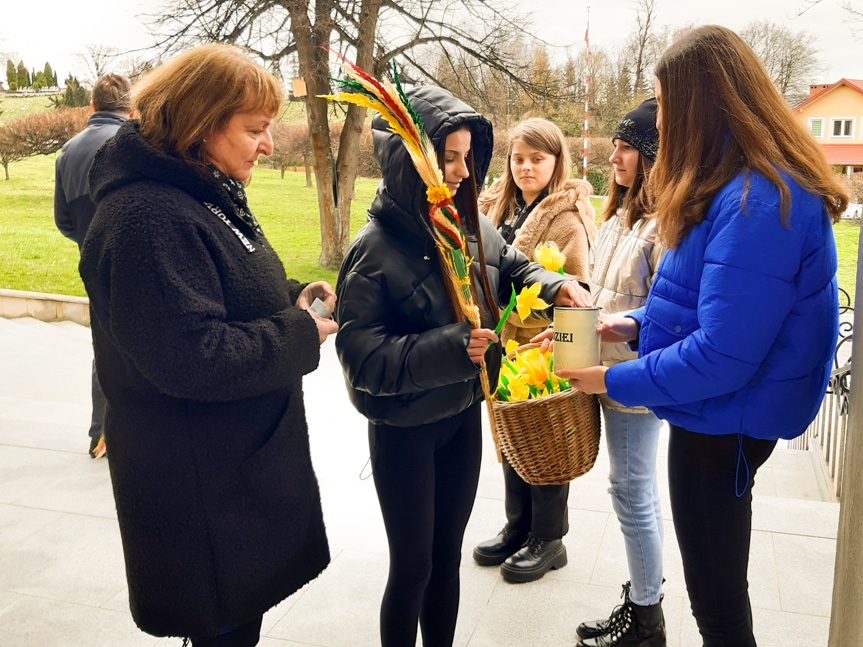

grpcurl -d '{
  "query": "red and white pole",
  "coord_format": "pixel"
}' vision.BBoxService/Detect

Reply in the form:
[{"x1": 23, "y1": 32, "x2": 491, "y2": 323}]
[{"x1": 583, "y1": 6, "x2": 590, "y2": 181}]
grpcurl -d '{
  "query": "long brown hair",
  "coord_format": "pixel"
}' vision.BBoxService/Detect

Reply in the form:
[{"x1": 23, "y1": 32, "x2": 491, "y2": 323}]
[
  {"x1": 652, "y1": 25, "x2": 847, "y2": 248},
  {"x1": 484, "y1": 118, "x2": 571, "y2": 226},
  {"x1": 133, "y1": 44, "x2": 282, "y2": 166},
  {"x1": 602, "y1": 154, "x2": 654, "y2": 229},
  {"x1": 435, "y1": 127, "x2": 498, "y2": 322}
]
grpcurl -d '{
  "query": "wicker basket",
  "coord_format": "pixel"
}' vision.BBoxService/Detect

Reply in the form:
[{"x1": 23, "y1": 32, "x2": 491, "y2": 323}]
[{"x1": 491, "y1": 344, "x2": 601, "y2": 486}]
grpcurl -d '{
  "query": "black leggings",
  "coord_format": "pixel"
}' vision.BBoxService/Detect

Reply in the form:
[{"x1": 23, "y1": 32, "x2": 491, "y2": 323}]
[
  {"x1": 368, "y1": 403, "x2": 483, "y2": 647},
  {"x1": 668, "y1": 425, "x2": 776, "y2": 647}
]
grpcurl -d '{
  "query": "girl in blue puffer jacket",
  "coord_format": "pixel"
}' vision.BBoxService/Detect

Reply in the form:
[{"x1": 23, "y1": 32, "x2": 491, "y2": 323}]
[{"x1": 554, "y1": 25, "x2": 847, "y2": 647}]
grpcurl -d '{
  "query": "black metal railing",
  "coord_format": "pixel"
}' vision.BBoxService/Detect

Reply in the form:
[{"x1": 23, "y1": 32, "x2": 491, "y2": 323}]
[{"x1": 789, "y1": 287, "x2": 853, "y2": 499}]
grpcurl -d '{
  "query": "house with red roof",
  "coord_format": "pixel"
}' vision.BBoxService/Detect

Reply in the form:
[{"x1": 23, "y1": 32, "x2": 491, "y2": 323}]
[{"x1": 793, "y1": 78, "x2": 863, "y2": 177}]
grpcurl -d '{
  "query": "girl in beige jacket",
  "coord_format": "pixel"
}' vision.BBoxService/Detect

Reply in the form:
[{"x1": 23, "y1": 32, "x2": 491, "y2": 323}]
[
  {"x1": 473, "y1": 118, "x2": 597, "y2": 583},
  {"x1": 576, "y1": 99, "x2": 666, "y2": 647}
]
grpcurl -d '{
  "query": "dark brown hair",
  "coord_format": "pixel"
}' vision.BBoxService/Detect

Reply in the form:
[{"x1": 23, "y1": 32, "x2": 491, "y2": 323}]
[
  {"x1": 92, "y1": 74, "x2": 132, "y2": 113},
  {"x1": 602, "y1": 153, "x2": 654, "y2": 228},
  {"x1": 133, "y1": 44, "x2": 282, "y2": 166},
  {"x1": 652, "y1": 25, "x2": 847, "y2": 248},
  {"x1": 435, "y1": 126, "x2": 498, "y2": 323}
]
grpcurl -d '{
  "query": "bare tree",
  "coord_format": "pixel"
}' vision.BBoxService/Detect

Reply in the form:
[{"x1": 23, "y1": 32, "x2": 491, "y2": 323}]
[
  {"x1": 0, "y1": 107, "x2": 89, "y2": 179},
  {"x1": 269, "y1": 122, "x2": 312, "y2": 181},
  {"x1": 0, "y1": 126, "x2": 27, "y2": 180},
  {"x1": 628, "y1": 0, "x2": 658, "y2": 99},
  {"x1": 740, "y1": 20, "x2": 823, "y2": 104},
  {"x1": 843, "y1": 173, "x2": 863, "y2": 206},
  {"x1": 149, "y1": 0, "x2": 550, "y2": 267},
  {"x1": 74, "y1": 44, "x2": 120, "y2": 86},
  {"x1": 798, "y1": 0, "x2": 863, "y2": 38}
]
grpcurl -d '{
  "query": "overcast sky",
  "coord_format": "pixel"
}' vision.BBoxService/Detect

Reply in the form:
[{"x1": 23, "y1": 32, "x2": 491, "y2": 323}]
[{"x1": 2, "y1": 0, "x2": 861, "y2": 84}]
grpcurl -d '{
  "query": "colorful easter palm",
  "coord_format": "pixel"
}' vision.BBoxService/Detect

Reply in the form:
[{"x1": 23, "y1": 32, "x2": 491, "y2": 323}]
[{"x1": 319, "y1": 54, "x2": 501, "y2": 446}]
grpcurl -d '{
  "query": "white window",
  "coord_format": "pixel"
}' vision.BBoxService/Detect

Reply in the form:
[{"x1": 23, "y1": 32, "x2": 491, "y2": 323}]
[
  {"x1": 808, "y1": 118, "x2": 824, "y2": 138},
  {"x1": 829, "y1": 117, "x2": 855, "y2": 139}
]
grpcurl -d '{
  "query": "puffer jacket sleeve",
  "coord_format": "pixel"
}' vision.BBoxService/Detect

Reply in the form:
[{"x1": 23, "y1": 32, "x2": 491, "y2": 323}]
[
  {"x1": 606, "y1": 195, "x2": 803, "y2": 407},
  {"x1": 335, "y1": 268, "x2": 479, "y2": 397},
  {"x1": 95, "y1": 201, "x2": 320, "y2": 402}
]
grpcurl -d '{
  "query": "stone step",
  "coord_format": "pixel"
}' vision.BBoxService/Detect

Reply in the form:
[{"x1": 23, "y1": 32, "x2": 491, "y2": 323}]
[
  {"x1": 0, "y1": 316, "x2": 92, "y2": 353},
  {"x1": 49, "y1": 320, "x2": 92, "y2": 340}
]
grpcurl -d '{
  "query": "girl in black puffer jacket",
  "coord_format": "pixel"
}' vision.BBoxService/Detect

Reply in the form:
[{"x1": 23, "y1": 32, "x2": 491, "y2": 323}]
[{"x1": 335, "y1": 86, "x2": 589, "y2": 647}]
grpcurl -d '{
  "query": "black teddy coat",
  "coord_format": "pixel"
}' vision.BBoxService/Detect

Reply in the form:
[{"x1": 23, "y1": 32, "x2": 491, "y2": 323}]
[
  {"x1": 79, "y1": 120, "x2": 329, "y2": 639},
  {"x1": 335, "y1": 86, "x2": 568, "y2": 427}
]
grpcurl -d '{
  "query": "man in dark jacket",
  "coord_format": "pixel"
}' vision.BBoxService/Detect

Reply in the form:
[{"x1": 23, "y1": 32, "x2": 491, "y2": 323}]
[{"x1": 54, "y1": 73, "x2": 132, "y2": 458}]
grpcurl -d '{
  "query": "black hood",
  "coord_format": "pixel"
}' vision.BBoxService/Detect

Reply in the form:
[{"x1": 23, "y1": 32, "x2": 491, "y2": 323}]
[
  {"x1": 368, "y1": 85, "x2": 493, "y2": 244},
  {"x1": 88, "y1": 120, "x2": 238, "y2": 222}
]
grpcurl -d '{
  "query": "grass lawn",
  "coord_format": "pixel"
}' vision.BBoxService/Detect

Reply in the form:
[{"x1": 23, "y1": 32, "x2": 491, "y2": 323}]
[
  {"x1": 0, "y1": 154, "x2": 378, "y2": 296},
  {"x1": 0, "y1": 95, "x2": 60, "y2": 125},
  {"x1": 0, "y1": 156, "x2": 859, "y2": 303}
]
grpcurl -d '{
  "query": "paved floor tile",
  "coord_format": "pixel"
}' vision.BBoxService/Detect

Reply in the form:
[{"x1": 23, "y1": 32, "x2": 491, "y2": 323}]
[
  {"x1": 751, "y1": 496, "x2": 840, "y2": 539},
  {"x1": 0, "y1": 445, "x2": 85, "y2": 504},
  {"x1": 317, "y1": 479, "x2": 387, "y2": 557},
  {"x1": 773, "y1": 533, "x2": 836, "y2": 617},
  {"x1": 0, "y1": 418, "x2": 90, "y2": 454},
  {"x1": 2, "y1": 399, "x2": 91, "y2": 427},
  {"x1": 753, "y1": 606, "x2": 830, "y2": 647},
  {"x1": 12, "y1": 458, "x2": 116, "y2": 518},
  {"x1": 0, "y1": 594, "x2": 160, "y2": 647},
  {"x1": 0, "y1": 513, "x2": 127, "y2": 607},
  {"x1": 0, "y1": 502, "x2": 65, "y2": 551},
  {"x1": 268, "y1": 550, "x2": 389, "y2": 646},
  {"x1": 748, "y1": 530, "x2": 782, "y2": 611},
  {"x1": 0, "y1": 590, "x2": 23, "y2": 615}
]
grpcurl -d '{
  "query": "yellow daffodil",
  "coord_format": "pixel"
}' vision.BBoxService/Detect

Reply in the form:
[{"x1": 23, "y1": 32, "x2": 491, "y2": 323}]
[
  {"x1": 515, "y1": 283, "x2": 551, "y2": 322},
  {"x1": 534, "y1": 242, "x2": 566, "y2": 273},
  {"x1": 505, "y1": 339, "x2": 520, "y2": 356},
  {"x1": 496, "y1": 345, "x2": 570, "y2": 402},
  {"x1": 522, "y1": 349, "x2": 550, "y2": 384},
  {"x1": 507, "y1": 373, "x2": 530, "y2": 401}
]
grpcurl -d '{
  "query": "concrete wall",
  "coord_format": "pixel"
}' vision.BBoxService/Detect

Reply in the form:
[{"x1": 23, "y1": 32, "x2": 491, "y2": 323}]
[{"x1": 0, "y1": 289, "x2": 89, "y2": 326}]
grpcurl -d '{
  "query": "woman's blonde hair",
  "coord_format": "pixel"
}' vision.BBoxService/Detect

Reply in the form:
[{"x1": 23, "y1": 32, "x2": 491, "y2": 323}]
[
  {"x1": 133, "y1": 44, "x2": 283, "y2": 165},
  {"x1": 486, "y1": 118, "x2": 571, "y2": 225},
  {"x1": 651, "y1": 25, "x2": 847, "y2": 248}
]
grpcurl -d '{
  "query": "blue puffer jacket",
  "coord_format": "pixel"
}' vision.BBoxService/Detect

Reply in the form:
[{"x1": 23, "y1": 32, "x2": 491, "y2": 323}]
[{"x1": 605, "y1": 170, "x2": 838, "y2": 441}]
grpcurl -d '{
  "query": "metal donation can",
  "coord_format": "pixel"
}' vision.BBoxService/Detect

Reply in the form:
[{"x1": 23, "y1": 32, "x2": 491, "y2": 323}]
[{"x1": 553, "y1": 307, "x2": 601, "y2": 371}]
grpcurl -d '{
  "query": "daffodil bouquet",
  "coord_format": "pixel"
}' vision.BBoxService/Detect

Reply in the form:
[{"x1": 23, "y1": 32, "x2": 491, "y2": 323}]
[{"x1": 495, "y1": 340, "x2": 571, "y2": 403}]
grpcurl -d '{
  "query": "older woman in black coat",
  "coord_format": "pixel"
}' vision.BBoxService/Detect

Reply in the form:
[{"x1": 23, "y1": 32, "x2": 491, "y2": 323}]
[{"x1": 79, "y1": 44, "x2": 337, "y2": 647}]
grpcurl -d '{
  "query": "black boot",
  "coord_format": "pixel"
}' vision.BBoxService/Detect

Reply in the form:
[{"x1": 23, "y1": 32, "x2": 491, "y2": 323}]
[
  {"x1": 577, "y1": 582, "x2": 633, "y2": 640},
  {"x1": 500, "y1": 534, "x2": 567, "y2": 583},
  {"x1": 576, "y1": 582, "x2": 665, "y2": 647},
  {"x1": 473, "y1": 526, "x2": 527, "y2": 566}
]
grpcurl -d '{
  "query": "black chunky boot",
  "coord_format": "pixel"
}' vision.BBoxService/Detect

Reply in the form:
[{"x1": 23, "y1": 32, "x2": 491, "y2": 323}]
[
  {"x1": 576, "y1": 582, "x2": 666, "y2": 647},
  {"x1": 500, "y1": 534, "x2": 567, "y2": 583},
  {"x1": 473, "y1": 526, "x2": 528, "y2": 566}
]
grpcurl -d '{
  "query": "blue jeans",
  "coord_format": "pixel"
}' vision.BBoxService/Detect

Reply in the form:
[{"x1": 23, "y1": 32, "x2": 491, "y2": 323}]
[{"x1": 602, "y1": 405, "x2": 664, "y2": 606}]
